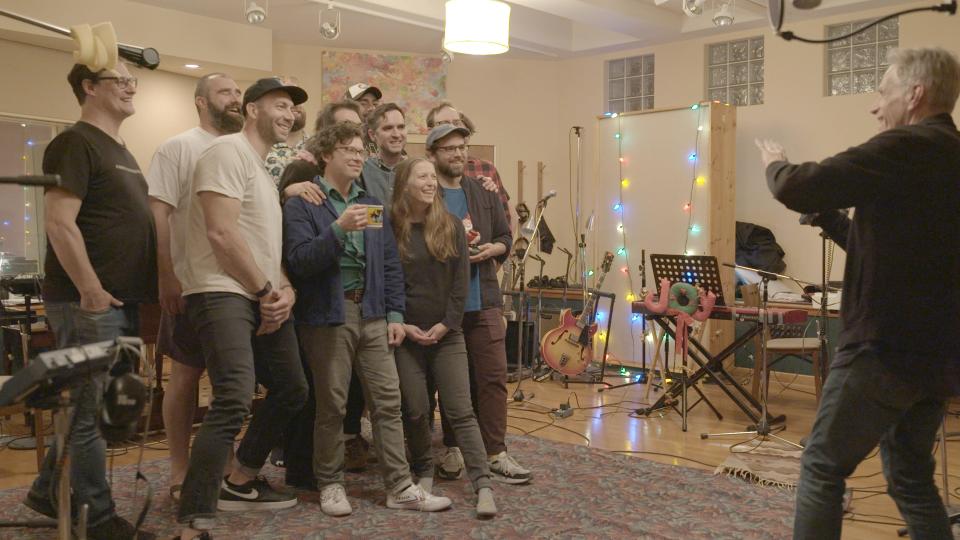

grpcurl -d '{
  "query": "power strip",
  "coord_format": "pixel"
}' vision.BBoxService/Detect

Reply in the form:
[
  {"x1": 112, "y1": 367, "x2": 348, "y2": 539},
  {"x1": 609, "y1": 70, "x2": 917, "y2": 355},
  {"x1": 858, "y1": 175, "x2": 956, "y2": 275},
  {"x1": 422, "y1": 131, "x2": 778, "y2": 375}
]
[{"x1": 555, "y1": 403, "x2": 573, "y2": 418}]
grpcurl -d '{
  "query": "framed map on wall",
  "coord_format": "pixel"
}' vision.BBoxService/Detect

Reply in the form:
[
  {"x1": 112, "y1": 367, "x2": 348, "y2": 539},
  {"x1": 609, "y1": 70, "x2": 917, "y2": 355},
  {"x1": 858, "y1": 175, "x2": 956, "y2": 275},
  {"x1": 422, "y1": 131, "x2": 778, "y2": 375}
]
[{"x1": 321, "y1": 51, "x2": 446, "y2": 134}]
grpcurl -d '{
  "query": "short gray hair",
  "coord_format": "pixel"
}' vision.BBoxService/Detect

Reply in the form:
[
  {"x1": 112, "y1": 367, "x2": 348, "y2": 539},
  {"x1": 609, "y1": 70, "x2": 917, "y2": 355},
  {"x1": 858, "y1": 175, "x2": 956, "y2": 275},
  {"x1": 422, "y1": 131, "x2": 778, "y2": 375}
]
[{"x1": 887, "y1": 47, "x2": 960, "y2": 112}]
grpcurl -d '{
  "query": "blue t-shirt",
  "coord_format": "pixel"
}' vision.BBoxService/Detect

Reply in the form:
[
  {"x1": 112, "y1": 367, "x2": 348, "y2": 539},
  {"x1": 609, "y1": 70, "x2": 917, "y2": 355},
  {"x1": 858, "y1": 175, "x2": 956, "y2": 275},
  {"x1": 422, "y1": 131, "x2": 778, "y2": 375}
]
[{"x1": 442, "y1": 186, "x2": 482, "y2": 313}]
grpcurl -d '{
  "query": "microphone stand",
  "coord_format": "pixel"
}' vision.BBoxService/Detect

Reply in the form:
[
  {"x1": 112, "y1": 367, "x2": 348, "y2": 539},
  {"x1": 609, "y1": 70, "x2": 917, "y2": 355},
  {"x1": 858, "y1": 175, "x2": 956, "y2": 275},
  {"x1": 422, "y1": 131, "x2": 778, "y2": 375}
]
[
  {"x1": 571, "y1": 126, "x2": 584, "y2": 290},
  {"x1": 817, "y1": 232, "x2": 831, "y2": 394},
  {"x1": 511, "y1": 199, "x2": 550, "y2": 400},
  {"x1": 559, "y1": 247, "x2": 574, "y2": 303},
  {"x1": 529, "y1": 254, "x2": 547, "y2": 370},
  {"x1": 0, "y1": 9, "x2": 161, "y2": 69},
  {"x1": 701, "y1": 264, "x2": 802, "y2": 449}
]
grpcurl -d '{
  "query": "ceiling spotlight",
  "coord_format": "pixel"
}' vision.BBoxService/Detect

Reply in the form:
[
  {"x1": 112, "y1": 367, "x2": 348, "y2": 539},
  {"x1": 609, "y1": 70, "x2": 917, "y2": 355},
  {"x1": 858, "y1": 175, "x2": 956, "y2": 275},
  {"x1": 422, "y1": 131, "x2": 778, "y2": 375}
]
[
  {"x1": 682, "y1": 0, "x2": 705, "y2": 16},
  {"x1": 184, "y1": 63, "x2": 201, "y2": 69},
  {"x1": 244, "y1": 0, "x2": 267, "y2": 24},
  {"x1": 319, "y1": 2, "x2": 341, "y2": 39},
  {"x1": 713, "y1": 0, "x2": 735, "y2": 26}
]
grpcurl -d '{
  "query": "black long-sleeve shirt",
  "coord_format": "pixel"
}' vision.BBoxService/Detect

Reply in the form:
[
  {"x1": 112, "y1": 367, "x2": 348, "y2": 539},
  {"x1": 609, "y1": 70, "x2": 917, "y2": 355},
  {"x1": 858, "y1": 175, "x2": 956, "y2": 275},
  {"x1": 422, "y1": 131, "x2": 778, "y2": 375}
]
[
  {"x1": 401, "y1": 221, "x2": 470, "y2": 331},
  {"x1": 767, "y1": 113, "x2": 960, "y2": 394}
]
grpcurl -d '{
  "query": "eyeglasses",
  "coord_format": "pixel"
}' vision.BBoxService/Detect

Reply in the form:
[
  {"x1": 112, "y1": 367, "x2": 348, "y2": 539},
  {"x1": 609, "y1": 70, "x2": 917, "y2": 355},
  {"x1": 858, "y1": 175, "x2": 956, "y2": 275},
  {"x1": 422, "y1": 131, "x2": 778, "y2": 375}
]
[
  {"x1": 335, "y1": 146, "x2": 366, "y2": 158},
  {"x1": 436, "y1": 119, "x2": 465, "y2": 128},
  {"x1": 434, "y1": 144, "x2": 468, "y2": 155},
  {"x1": 97, "y1": 76, "x2": 139, "y2": 89}
]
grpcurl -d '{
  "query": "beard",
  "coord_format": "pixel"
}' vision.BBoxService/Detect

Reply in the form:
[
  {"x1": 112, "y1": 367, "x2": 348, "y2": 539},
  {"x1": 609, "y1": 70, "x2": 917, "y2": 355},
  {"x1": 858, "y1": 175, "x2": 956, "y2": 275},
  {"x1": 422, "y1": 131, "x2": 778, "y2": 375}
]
[
  {"x1": 436, "y1": 159, "x2": 464, "y2": 179},
  {"x1": 291, "y1": 111, "x2": 306, "y2": 133},
  {"x1": 210, "y1": 104, "x2": 243, "y2": 134}
]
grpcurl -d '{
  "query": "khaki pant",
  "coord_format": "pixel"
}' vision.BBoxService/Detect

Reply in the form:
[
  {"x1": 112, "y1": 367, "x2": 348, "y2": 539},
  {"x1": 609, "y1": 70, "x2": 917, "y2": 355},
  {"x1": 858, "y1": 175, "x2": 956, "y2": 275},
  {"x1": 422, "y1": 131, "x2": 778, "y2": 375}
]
[{"x1": 299, "y1": 301, "x2": 411, "y2": 492}]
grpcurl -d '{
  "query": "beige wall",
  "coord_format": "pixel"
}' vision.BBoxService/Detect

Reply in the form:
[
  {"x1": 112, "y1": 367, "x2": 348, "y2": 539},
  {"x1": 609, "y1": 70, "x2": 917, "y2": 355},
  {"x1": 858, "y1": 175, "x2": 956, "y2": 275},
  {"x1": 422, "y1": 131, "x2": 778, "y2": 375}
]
[{"x1": 1, "y1": 0, "x2": 958, "y2": 291}]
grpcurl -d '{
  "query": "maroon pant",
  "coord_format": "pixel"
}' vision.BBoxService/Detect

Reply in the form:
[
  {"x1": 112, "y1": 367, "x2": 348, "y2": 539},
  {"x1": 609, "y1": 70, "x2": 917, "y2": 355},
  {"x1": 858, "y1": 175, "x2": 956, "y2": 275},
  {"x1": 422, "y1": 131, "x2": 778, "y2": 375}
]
[{"x1": 441, "y1": 307, "x2": 508, "y2": 455}]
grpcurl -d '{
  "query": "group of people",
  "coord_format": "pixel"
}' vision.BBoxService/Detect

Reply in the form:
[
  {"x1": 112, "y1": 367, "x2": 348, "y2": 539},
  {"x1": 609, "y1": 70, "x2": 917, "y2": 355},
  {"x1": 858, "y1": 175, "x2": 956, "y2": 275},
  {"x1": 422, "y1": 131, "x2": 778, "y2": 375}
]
[
  {"x1": 27, "y1": 64, "x2": 529, "y2": 540},
  {"x1": 21, "y1": 42, "x2": 960, "y2": 540}
]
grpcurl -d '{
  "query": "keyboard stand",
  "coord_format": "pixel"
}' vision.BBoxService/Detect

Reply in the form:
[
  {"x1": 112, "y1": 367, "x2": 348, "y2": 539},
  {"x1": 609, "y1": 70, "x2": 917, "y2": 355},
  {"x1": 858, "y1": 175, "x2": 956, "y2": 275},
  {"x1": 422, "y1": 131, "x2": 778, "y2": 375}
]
[{"x1": 636, "y1": 313, "x2": 783, "y2": 426}]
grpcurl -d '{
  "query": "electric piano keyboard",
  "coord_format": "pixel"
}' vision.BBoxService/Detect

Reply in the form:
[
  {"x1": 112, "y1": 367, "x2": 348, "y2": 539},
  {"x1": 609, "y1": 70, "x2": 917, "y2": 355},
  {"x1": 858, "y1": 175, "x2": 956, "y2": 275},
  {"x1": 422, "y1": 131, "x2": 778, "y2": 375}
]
[{"x1": 631, "y1": 302, "x2": 808, "y2": 326}]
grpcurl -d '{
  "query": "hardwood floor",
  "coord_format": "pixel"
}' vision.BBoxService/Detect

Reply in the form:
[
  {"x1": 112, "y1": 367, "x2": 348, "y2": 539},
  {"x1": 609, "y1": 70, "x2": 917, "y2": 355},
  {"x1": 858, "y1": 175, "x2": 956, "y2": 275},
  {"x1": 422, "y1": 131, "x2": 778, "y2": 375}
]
[{"x1": 1, "y1": 366, "x2": 956, "y2": 539}]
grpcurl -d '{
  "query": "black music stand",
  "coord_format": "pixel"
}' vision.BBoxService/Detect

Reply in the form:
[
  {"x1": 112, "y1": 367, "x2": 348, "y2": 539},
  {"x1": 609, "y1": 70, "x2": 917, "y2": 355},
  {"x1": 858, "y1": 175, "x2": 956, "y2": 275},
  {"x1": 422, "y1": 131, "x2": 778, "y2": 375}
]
[{"x1": 635, "y1": 254, "x2": 777, "y2": 426}]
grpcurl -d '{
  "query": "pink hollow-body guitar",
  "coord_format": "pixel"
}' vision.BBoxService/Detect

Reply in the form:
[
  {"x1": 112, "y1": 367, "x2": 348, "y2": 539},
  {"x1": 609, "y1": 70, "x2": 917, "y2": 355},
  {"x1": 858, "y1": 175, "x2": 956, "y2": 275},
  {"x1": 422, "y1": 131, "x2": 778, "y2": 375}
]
[{"x1": 540, "y1": 252, "x2": 614, "y2": 376}]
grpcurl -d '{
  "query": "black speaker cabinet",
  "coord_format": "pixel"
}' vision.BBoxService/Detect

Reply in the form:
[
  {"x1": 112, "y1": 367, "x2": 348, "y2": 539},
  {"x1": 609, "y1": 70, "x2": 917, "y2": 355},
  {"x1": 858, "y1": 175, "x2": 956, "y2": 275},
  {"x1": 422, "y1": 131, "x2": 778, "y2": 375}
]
[{"x1": 505, "y1": 321, "x2": 535, "y2": 369}]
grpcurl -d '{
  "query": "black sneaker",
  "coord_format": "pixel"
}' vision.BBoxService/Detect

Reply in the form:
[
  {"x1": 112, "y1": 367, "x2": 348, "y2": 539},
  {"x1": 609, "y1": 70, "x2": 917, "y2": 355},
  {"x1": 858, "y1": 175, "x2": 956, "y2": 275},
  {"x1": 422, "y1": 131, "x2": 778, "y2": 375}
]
[
  {"x1": 87, "y1": 515, "x2": 156, "y2": 540},
  {"x1": 218, "y1": 476, "x2": 298, "y2": 511}
]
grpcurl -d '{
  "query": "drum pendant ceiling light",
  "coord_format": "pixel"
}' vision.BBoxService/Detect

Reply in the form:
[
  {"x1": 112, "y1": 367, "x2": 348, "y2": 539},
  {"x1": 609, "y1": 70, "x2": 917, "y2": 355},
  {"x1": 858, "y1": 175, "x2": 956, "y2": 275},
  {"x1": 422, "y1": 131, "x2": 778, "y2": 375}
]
[{"x1": 443, "y1": 0, "x2": 511, "y2": 55}]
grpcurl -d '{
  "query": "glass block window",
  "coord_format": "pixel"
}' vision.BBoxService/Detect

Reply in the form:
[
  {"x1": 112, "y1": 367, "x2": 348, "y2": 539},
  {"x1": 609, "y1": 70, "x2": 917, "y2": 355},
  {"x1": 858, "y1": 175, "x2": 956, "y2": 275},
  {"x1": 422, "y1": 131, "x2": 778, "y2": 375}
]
[
  {"x1": 606, "y1": 54, "x2": 655, "y2": 114},
  {"x1": 826, "y1": 17, "x2": 898, "y2": 96},
  {"x1": 706, "y1": 37, "x2": 764, "y2": 107}
]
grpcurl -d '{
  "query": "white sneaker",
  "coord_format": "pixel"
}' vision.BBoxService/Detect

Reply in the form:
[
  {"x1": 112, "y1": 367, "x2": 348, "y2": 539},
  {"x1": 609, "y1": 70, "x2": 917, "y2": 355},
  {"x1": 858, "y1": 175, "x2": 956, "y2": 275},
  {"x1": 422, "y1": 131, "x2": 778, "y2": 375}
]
[
  {"x1": 320, "y1": 484, "x2": 352, "y2": 516},
  {"x1": 417, "y1": 476, "x2": 434, "y2": 494},
  {"x1": 488, "y1": 451, "x2": 531, "y2": 484},
  {"x1": 436, "y1": 447, "x2": 464, "y2": 480},
  {"x1": 387, "y1": 483, "x2": 452, "y2": 512}
]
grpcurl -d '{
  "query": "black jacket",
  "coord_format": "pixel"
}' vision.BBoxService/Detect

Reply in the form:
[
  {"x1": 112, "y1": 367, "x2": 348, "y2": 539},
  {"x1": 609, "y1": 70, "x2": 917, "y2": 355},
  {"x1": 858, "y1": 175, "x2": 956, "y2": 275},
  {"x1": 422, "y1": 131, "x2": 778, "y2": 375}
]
[
  {"x1": 767, "y1": 113, "x2": 960, "y2": 394},
  {"x1": 460, "y1": 176, "x2": 512, "y2": 310}
]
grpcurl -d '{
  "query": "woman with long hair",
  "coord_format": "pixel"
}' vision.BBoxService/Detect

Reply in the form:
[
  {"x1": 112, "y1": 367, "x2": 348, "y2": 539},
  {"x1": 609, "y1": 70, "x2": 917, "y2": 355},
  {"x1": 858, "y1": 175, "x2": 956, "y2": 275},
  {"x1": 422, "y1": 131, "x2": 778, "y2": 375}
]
[{"x1": 390, "y1": 157, "x2": 497, "y2": 518}]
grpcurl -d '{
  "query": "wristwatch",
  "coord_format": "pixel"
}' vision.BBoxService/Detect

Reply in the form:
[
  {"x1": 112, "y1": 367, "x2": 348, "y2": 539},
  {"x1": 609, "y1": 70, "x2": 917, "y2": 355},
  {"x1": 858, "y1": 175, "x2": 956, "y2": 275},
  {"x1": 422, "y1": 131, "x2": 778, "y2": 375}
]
[{"x1": 255, "y1": 280, "x2": 273, "y2": 298}]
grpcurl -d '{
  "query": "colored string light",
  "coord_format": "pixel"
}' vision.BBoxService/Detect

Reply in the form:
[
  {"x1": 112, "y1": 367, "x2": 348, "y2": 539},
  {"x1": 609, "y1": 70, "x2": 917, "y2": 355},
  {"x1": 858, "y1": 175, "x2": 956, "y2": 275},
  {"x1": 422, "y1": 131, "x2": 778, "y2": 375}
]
[
  {"x1": 614, "y1": 114, "x2": 637, "y2": 331},
  {"x1": 683, "y1": 104, "x2": 706, "y2": 254}
]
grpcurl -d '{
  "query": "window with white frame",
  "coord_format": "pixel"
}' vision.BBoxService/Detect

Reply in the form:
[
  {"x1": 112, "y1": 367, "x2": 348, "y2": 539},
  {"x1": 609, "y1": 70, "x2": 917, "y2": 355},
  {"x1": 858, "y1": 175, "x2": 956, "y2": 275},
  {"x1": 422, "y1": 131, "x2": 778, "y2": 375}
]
[
  {"x1": 825, "y1": 18, "x2": 899, "y2": 96},
  {"x1": 606, "y1": 54, "x2": 654, "y2": 114},
  {"x1": 706, "y1": 37, "x2": 764, "y2": 107}
]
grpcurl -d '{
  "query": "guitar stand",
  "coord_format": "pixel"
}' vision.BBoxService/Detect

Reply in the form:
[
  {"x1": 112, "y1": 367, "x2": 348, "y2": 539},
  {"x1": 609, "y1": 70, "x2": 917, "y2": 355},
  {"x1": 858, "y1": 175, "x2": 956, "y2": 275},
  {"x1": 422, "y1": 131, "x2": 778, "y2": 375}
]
[{"x1": 559, "y1": 290, "x2": 617, "y2": 388}]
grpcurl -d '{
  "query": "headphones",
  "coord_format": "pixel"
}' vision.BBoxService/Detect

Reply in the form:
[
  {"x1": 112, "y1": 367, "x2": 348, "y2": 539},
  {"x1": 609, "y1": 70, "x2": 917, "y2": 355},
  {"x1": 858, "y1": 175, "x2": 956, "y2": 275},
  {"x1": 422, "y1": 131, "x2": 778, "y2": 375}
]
[{"x1": 98, "y1": 346, "x2": 148, "y2": 443}]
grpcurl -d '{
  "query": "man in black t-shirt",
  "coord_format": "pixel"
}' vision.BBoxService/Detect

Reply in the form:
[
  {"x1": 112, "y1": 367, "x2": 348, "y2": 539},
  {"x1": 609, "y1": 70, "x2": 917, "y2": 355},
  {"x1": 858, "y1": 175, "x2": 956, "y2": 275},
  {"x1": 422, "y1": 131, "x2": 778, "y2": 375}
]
[{"x1": 23, "y1": 62, "x2": 157, "y2": 540}]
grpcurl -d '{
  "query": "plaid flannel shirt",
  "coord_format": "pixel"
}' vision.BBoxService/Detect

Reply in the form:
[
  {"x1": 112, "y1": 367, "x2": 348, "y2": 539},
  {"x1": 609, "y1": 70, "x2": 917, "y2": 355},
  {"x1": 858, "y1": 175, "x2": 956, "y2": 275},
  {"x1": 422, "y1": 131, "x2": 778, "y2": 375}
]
[{"x1": 465, "y1": 156, "x2": 511, "y2": 228}]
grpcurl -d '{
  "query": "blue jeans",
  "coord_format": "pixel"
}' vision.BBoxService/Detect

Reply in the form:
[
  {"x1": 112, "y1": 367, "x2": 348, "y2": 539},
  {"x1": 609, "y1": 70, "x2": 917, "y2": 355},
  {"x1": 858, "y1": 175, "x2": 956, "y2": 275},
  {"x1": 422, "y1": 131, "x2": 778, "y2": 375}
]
[
  {"x1": 794, "y1": 343, "x2": 951, "y2": 540},
  {"x1": 178, "y1": 293, "x2": 307, "y2": 528},
  {"x1": 28, "y1": 302, "x2": 140, "y2": 527}
]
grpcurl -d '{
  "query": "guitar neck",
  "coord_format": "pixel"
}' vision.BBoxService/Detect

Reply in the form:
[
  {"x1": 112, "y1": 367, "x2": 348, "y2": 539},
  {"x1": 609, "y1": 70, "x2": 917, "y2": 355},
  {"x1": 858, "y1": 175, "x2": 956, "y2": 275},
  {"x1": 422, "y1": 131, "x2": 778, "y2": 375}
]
[{"x1": 577, "y1": 269, "x2": 610, "y2": 328}]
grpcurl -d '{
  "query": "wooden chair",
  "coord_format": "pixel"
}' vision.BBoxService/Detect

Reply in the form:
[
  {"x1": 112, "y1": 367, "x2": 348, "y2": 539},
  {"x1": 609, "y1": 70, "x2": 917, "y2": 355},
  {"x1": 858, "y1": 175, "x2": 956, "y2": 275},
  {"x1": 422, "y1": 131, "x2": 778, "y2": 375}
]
[
  {"x1": 742, "y1": 284, "x2": 825, "y2": 404},
  {"x1": 0, "y1": 377, "x2": 46, "y2": 471}
]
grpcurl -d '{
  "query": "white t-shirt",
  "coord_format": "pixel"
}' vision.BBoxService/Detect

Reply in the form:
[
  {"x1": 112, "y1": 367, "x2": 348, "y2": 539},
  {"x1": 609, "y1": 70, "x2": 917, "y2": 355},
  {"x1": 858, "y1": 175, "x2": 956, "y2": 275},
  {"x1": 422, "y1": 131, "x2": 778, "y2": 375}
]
[
  {"x1": 181, "y1": 133, "x2": 284, "y2": 300},
  {"x1": 145, "y1": 127, "x2": 216, "y2": 282}
]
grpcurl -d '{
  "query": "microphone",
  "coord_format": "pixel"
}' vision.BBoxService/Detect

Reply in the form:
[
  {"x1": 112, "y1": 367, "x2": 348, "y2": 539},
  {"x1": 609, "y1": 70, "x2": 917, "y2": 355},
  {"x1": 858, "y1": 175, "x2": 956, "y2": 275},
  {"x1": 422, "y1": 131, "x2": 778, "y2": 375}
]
[
  {"x1": 538, "y1": 190, "x2": 557, "y2": 205},
  {"x1": 0, "y1": 175, "x2": 61, "y2": 187},
  {"x1": 798, "y1": 213, "x2": 818, "y2": 226},
  {"x1": 118, "y1": 43, "x2": 161, "y2": 70}
]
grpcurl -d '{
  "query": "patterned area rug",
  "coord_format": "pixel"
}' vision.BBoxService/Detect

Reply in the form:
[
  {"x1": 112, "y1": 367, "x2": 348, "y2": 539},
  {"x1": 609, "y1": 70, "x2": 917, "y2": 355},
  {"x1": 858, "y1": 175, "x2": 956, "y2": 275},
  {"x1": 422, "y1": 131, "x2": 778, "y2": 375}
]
[
  {"x1": 0, "y1": 435, "x2": 795, "y2": 539},
  {"x1": 715, "y1": 440, "x2": 803, "y2": 490}
]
